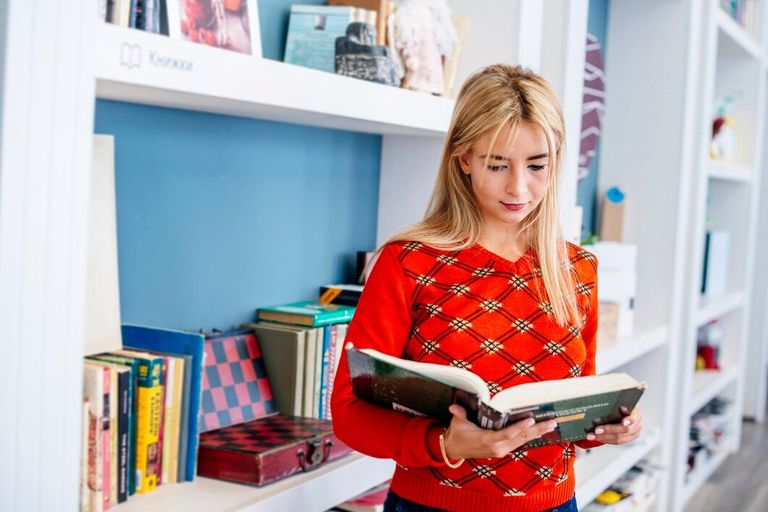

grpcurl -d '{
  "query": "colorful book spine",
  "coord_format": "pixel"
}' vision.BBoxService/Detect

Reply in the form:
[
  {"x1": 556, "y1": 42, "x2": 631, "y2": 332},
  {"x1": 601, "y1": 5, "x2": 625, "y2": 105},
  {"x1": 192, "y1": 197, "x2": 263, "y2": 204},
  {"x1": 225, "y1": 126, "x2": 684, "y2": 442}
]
[
  {"x1": 82, "y1": 365, "x2": 105, "y2": 512},
  {"x1": 122, "y1": 324, "x2": 206, "y2": 482},
  {"x1": 98, "y1": 367, "x2": 111, "y2": 510},
  {"x1": 89, "y1": 354, "x2": 139, "y2": 496},
  {"x1": 129, "y1": 354, "x2": 164, "y2": 494}
]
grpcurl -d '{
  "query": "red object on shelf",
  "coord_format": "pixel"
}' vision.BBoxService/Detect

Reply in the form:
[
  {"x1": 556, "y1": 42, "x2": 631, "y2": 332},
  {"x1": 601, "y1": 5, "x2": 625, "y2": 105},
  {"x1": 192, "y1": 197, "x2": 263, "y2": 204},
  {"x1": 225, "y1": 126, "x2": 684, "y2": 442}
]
[{"x1": 198, "y1": 415, "x2": 351, "y2": 486}]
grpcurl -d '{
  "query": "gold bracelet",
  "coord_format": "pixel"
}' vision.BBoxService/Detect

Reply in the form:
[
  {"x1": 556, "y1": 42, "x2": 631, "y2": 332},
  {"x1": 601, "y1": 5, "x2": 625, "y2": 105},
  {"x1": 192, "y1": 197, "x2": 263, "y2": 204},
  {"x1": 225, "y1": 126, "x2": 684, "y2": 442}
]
[{"x1": 439, "y1": 429, "x2": 465, "y2": 469}]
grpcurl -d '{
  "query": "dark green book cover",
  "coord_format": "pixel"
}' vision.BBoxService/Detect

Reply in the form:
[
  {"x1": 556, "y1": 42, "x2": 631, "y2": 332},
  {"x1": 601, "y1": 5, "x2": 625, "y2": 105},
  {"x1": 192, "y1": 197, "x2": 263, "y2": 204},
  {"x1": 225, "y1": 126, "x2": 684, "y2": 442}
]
[
  {"x1": 347, "y1": 346, "x2": 645, "y2": 448},
  {"x1": 258, "y1": 301, "x2": 355, "y2": 327}
]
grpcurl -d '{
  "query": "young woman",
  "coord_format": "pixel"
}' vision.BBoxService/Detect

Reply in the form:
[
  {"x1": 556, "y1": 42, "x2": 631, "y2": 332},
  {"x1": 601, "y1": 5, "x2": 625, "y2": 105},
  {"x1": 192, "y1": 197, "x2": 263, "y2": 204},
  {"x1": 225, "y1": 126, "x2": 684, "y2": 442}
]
[{"x1": 331, "y1": 64, "x2": 643, "y2": 512}]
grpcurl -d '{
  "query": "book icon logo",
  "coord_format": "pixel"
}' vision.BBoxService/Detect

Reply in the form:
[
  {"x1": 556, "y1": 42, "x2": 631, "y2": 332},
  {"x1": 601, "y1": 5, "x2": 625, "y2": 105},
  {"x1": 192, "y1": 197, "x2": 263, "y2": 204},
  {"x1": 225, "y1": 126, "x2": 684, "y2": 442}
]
[{"x1": 120, "y1": 43, "x2": 142, "y2": 70}]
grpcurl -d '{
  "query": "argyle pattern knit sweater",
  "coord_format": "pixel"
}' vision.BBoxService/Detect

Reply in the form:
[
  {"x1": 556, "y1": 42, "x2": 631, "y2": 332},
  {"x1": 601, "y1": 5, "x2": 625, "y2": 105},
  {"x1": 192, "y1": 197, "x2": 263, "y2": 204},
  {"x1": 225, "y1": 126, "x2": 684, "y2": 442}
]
[{"x1": 331, "y1": 241, "x2": 600, "y2": 512}]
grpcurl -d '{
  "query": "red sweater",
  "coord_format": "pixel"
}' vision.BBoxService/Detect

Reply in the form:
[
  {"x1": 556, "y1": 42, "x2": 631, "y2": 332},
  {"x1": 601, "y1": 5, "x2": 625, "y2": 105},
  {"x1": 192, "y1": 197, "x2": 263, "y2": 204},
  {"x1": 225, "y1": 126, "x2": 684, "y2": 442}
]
[{"x1": 331, "y1": 241, "x2": 600, "y2": 512}]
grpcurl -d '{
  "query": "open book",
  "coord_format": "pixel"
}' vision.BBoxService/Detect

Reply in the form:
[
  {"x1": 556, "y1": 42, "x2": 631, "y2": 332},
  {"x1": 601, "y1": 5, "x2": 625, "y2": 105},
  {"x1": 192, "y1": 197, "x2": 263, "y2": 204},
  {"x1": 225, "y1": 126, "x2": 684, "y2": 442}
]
[{"x1": 347, "y1": 345, "x2": 646, "y2": 447}]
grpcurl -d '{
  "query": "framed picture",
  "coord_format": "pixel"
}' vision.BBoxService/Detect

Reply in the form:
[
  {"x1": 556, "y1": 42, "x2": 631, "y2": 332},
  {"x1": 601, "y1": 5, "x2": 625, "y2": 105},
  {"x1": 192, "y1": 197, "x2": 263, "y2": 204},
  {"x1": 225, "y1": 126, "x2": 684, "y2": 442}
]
[{"x1": 166, "y1": 0, "x2": 262, "y2": 57}]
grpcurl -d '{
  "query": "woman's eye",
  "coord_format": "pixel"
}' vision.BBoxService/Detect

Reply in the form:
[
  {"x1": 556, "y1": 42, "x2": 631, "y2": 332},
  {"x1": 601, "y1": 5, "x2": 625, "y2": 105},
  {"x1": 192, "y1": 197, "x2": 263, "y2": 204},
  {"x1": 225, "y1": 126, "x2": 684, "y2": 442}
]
[
  {"x1": 487, "y1": 165, "x2": 508, "y2": 171},
  {"x1": 529, "y1": 164, "x2": 547, "y2": 171}
]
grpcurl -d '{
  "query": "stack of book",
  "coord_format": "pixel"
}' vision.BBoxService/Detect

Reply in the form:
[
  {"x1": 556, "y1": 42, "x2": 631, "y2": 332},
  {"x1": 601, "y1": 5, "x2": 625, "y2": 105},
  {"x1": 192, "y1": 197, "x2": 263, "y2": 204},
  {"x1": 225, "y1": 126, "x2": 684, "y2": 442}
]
[
  {"x1": 246, "y1": 301, "x2": 356, "y2": 420},
  {"x1": 80, "y1": 325, "x2": 205, "y2": 511}
]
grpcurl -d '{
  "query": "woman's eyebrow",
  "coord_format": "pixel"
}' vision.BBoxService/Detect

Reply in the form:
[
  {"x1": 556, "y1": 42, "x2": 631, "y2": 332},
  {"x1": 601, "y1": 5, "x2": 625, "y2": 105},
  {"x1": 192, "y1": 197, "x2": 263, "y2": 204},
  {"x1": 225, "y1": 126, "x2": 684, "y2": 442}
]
[
  {"x1": 527, "y1": 153, "x2": 549, "y2": 160},
  {"x1": 479, "y1": 154, "x2": 510, "y2": 161}
]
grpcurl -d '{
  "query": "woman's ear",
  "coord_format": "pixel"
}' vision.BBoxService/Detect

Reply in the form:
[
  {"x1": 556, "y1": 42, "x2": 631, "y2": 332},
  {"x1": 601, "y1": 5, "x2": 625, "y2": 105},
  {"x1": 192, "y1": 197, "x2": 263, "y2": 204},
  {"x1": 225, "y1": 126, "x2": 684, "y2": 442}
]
[{"x1": 458, "y1": 151, "x2": 472, "y2": 175}]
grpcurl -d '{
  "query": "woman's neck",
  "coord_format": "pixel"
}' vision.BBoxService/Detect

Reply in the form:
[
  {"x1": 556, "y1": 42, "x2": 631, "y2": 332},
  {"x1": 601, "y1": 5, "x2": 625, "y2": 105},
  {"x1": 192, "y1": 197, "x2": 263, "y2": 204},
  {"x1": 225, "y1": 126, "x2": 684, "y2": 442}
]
[{"x1": 476, "y1": 227, "x2": 529, "y2": 261}]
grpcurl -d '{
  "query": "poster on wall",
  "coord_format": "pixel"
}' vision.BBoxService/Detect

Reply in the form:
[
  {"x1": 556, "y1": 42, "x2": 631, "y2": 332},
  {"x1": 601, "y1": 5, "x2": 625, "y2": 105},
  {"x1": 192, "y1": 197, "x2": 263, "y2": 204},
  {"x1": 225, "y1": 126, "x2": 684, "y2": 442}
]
[{"x1": 166, "y1": 0, "x2": 262, "y2": 57}]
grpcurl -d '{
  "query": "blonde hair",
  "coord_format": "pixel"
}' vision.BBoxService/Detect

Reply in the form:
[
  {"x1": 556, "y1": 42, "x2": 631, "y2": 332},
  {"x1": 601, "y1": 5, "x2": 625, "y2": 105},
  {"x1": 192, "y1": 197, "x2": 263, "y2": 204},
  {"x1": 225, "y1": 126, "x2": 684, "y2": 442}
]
[{"x1": 383, "y1": 64, "x2": 579, "y2": 326}]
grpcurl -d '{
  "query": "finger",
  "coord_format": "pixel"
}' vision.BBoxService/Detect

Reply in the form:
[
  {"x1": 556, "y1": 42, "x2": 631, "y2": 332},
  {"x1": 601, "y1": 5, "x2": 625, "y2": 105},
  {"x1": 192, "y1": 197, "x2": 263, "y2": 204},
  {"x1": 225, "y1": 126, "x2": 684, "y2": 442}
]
[
  {"x1": 489, "y1": 417, "x2": 535, "y2": 444},
  {"x1": 448, "y1": 404, "x2": 467, "y2": 421}
]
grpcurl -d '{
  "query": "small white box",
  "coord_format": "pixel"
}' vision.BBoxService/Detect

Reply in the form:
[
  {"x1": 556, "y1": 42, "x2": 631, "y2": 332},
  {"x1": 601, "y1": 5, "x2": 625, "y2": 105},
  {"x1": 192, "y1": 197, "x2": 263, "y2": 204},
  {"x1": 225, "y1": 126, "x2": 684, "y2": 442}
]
[{"x1": 586, "y1": 241, "x2": 638, "y2": 273}]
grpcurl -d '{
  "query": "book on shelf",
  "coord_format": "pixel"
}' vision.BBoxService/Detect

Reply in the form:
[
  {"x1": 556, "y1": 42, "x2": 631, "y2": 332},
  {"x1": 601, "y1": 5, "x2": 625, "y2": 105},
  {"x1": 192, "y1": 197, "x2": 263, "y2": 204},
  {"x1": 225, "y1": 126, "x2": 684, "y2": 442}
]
[
  {"x1": 121, "y1": 324, "x2": 205, "y2": 483},
  {"x1": 84, "y1": 359, "x2": 131, "y2": 504},
  {"x1": 88, "y1": 353, "x2": 140, "y2": 496},
  {"x1": 257, "y1": 300, "x2": 355, "y2": 327},
  {"x1": 347, "y1": 345, "x2": 646, "y2": 447},
  {"x1": 113, "y1": 349, "x2": 164, "y2": 494},
  {"x1": 82, "y1": 364, "x2": 107, "y2": 512},
  {"x1": 319, "y1": 283, "x2": 364, "y2": 306}
]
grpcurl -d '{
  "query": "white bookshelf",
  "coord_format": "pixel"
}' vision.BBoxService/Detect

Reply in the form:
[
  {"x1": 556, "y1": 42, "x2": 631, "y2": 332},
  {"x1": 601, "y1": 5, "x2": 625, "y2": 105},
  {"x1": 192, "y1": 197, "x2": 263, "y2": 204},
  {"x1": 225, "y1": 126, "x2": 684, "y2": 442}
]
[
  {"x1": 575, "y1": 428, "x2": 661, "y2": 507},
  {"x1": 670, "y1": 0, "x2": 768, "y2": 510},
  {"x1": 689, "y1": 368, "x2": 740, "y2": 415},
  {"x1": 706, "y1": 159, "x2": 754, "y2": 182},
  {"x1": 595, "y1": 326, "x2": 668, "y2": 375},
  {"x1": 94, "y1": 23, "x2": 453, "y2": 137},
  {"x1": 112, "y1": 454, "x2": 393, "y2": 512},
  {"x1": 695, "y1": 291, "x2": 745, "y2": 326},
  {"x1": 681, "y1": 444, "x2": 732, "y2": 505}
]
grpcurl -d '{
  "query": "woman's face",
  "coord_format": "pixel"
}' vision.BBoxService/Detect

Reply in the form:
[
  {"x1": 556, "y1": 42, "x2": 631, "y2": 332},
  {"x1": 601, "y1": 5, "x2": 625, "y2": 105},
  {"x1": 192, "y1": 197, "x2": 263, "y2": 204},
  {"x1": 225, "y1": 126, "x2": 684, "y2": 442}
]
[{"x1": 459, "y1": 122, "x2": 551, "y2": 233}]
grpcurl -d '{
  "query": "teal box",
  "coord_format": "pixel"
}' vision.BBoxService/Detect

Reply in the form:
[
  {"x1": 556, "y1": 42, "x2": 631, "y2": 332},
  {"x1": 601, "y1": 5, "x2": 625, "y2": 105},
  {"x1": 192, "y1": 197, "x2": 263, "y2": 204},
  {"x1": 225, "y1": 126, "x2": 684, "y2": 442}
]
[{"x1": 284, "y1": 5, "x2": 357, "y2": 73}]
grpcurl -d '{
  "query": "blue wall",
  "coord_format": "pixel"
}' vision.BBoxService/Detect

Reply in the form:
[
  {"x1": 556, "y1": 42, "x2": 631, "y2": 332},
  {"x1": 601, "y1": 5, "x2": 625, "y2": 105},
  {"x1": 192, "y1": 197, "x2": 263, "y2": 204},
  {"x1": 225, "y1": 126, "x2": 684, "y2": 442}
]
[{"x1": 94, "y1": 0, "x2": 381, "y2": 332}]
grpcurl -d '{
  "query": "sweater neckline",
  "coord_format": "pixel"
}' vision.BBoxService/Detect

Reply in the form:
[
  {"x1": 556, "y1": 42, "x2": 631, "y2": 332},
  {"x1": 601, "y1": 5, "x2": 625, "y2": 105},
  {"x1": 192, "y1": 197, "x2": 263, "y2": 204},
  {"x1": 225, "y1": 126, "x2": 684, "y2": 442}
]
[{"x1": 470, "y1": 243, "x2": 537, "y2": 268}]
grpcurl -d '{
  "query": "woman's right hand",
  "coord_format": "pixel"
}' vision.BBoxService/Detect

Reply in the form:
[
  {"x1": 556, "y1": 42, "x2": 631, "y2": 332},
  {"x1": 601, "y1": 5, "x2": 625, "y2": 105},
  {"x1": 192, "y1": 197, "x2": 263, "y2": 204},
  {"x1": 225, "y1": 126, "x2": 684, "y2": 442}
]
[{"x1": 442, "y1": 404, "x2": 558, "y2": 460}]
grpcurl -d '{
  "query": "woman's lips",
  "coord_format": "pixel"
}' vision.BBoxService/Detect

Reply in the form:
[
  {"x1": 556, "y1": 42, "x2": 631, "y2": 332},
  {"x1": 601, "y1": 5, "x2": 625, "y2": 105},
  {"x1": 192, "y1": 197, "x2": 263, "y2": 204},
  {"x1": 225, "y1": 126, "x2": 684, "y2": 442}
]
[{"x1": 501, "y1": 202, "x2": 527, "y2": 211}]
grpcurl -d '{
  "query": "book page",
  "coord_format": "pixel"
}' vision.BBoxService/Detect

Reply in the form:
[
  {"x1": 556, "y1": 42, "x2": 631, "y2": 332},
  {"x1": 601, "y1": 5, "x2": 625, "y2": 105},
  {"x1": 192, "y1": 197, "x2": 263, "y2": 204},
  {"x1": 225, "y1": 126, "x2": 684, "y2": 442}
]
[
  {"x1": 358, "y1": 347, "x2": 491, "y2": 402},
  {"x1": 489, "y1": 373, "x2": 642, "y2": 411}
]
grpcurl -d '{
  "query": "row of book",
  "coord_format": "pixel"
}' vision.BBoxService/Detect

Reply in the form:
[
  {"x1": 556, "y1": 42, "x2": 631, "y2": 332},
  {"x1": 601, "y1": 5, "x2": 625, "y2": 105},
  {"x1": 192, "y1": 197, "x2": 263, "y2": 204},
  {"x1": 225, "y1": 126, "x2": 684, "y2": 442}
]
[
  {"x1": 250, "y1": 300, "x2": 358, "y2": 419},
  {"x1": 80, "y1": 298, "x2": 360, "y2": 510},
  {"x1": 99, "y1": 0, "x2": 163, "y2": 33},
  {"x1": 81, "y1": 341, "x2": 197, "y2": 511}
]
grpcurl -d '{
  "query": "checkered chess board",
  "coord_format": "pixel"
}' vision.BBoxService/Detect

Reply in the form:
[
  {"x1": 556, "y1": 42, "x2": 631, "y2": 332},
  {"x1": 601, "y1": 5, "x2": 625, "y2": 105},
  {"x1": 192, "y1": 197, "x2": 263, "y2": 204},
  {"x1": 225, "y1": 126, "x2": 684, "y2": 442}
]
[
  {"x1": 199, "y1": 415, "x2": 335, "y2": 454},
  {"x1": 199, "y1": 333, "x2": 276, "y2": 433}
]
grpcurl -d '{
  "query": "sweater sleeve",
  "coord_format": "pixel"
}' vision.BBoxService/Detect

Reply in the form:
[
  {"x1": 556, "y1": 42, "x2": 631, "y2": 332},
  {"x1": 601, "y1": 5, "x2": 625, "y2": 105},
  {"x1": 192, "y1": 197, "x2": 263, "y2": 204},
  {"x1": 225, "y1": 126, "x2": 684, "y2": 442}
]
[
  {"x1": 575, "y1": 253, "x2": 603, "y2": 450},
  {"x1": 331, "y1": 244, "x2": 445, "y2": 467}
]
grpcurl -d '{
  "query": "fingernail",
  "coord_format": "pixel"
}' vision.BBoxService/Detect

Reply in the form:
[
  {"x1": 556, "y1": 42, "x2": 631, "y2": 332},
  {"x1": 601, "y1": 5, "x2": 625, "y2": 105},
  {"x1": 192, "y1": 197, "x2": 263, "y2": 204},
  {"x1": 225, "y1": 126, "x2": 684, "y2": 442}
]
[
  {"x1": 547, "y1": 421, "x2": 558, "y2": 431},
  {"x1": 586, "y1": 434, "x2": 596, "y2": 441},
  {"x1": 525, "y1": 418, "x2": 536, "y2": 427},
  {"x1": 595, "y1": 428, "x2": 605, "y2": 435},
  {"x1": 623, "y1": 419, "x2": 631, "y2": 427}
]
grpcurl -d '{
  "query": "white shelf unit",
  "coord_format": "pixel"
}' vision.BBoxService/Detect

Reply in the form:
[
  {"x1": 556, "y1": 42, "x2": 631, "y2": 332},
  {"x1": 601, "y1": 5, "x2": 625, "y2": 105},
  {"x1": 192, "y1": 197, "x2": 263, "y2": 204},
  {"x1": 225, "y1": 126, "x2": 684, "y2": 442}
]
[
  {"x1": 597, "y1": 1, "x2": 703, "y2": 510},
  {"x1": 695, "y1": 291, "x2": 745, "y2": 326},
  {"x1": 706, "y1": 159, "x2": 754, "y2": 182},
  {"x1": 689, "y1": 368, "x2": 740, "y2": 415},
  {"x1": 112, "y1": 454, "x2": 394, "y2": 512},
  {"x1": 671, "y1": 0, "x2": 768, "y2": 510},
  {"x1": 94, "y1": 23, "x2": 453, "y2": 137},
  {"x1": 681, "y1": 445, "x2": 732, "y2": 505},
  {"x1": 595, "y1": 326, "x2": 668, "y2": 375},
  {"x1": 574, "y1": 428, "x2": 661, "y2": 507}
]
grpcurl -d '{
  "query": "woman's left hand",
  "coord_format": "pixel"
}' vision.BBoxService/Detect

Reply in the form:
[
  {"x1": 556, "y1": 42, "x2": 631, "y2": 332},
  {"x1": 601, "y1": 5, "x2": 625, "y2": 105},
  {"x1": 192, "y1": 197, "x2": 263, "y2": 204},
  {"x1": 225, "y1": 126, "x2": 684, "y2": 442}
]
[{"x1": 585, "y1": 407, "x2": 643, "y2": 445}]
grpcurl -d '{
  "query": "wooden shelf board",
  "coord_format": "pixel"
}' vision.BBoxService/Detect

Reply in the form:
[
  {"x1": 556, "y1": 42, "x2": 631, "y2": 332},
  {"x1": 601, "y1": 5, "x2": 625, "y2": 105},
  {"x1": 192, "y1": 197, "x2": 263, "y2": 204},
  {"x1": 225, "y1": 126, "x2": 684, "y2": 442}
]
[
  {"x1": 689, "y1": 368, "x2": 739, "y2": 415},
  {"x1": 575, "y1": 429, "x2": 661, "y2": 506},
  {"x1": 596, "y1": 325, "x2": 668, "y2": 374},
  {"x1": 94, "y1": 23, "x2": 453, "y2": 136},
  {"x1": 112, "y1": 453, "x2": 395, "y2": 512}
]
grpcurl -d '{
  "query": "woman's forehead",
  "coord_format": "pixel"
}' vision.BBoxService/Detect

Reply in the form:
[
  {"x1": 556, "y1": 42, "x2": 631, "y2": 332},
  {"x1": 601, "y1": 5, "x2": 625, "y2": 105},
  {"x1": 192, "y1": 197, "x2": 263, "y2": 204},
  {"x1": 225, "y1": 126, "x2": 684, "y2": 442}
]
[{"x1": 475, "y1": 122, "x2": 548, "y2": 154}]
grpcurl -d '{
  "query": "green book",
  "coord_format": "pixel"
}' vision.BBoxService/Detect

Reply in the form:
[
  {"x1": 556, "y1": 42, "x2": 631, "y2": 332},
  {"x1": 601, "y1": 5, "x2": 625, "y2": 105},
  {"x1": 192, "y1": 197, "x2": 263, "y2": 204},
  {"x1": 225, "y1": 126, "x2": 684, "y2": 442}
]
[
  {"x1": 346, "y1": 345, "x2": 646, "y2": 448},
  {"x1": 257, "y1": 301, "x2": 355, "y2": 327}
]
